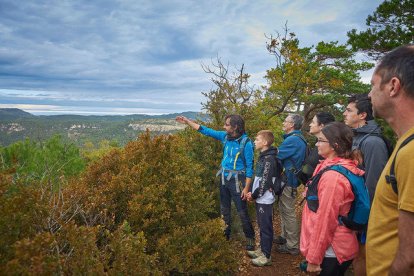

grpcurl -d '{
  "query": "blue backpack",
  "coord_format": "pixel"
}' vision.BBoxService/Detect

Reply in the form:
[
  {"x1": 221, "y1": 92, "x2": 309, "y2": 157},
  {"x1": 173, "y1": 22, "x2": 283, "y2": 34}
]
[{"x1": 305, "y1": 165, "x2": 370, "y2": 231}]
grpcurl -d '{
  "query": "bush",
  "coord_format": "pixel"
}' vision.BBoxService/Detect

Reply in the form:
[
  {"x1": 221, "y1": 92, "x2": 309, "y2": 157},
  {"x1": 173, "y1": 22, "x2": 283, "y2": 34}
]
[
  {"x1": 106, "y1": 221, "x2": 160, "y2": 276},
  {"x1": 79, "y1": 131, "x2": 239, "y2": 273},
  {"x1": 0, "y1": 132, "x2": 241, "y2": 274},
  {"x1": 4, "y1": 223, "x2": 104, "y2": 275},
  {"x1": 157, "y1": 218, "x2": 240, "y2": 274}
]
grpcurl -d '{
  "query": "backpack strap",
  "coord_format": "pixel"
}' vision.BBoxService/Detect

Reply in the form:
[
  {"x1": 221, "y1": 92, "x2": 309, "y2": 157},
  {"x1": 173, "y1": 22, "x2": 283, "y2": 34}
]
[
  {"x1": 234, "y1": 136, "x2": 249, "y2": 170},
  {"x1": 356, "y1": 127, "x2": 393, "y2": 156},
  {"x1": 217, "y1": 135, "x2": 251, "y2": 193},
  {"x1": 303, "y1": 165, "x2": 333, "y2": 212},
  {"x1": 385, "y1": 134, "x2": 414, "y2": 194},
  {"x1": 287, "y1": 134, "x2": 308, "y2": 177}
]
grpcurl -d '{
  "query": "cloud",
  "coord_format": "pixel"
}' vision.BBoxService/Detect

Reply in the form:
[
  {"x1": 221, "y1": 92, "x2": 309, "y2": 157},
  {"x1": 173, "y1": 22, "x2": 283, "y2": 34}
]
[{"x1": 0, "y1": 0, "x2": 383, "y2": 115}]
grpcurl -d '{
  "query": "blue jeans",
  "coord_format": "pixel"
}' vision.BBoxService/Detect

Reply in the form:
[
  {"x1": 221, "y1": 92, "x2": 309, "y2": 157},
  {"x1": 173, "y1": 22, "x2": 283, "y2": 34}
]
[
  {"x1": 256, "y1": 203, "x2": 273, "y2": 258},
  {"x1": 220, "y1": 176, "x2": 255, "y2": 239}
]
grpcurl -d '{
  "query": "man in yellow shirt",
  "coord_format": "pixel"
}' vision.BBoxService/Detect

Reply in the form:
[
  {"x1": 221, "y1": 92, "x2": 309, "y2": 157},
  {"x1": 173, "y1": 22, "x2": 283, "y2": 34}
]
[{"x1": 367, "y1": 45, "x2": 414, "y2": 275}]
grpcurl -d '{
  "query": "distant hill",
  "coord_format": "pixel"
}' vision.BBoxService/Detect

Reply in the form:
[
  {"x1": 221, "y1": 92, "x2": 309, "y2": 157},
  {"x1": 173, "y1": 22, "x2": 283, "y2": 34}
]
[
  {"x1": 0, "y1": 108, "x2": 35, "y2": 120},
  {"x1": 0, "y1": 109, "x2": 208, "y2": 147},
  {"x1": 0, "y1": 108, "x2": 204, "y2": 121}
]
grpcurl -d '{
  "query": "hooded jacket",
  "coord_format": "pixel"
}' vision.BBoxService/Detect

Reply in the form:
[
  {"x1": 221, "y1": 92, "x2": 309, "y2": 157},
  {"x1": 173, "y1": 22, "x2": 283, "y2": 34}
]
[
  {"x1": 300, "y1": 157, "x2": 363, "y2": 265},
  {"x1": 252, "y1": 146, "x2": 279, "y2": 201},
  {"x1": 352, "y1": 120, "x2": 388, "y2": 204},
  {"x1": 198, "y1": 125, "x2": 254, "y2": 178}
]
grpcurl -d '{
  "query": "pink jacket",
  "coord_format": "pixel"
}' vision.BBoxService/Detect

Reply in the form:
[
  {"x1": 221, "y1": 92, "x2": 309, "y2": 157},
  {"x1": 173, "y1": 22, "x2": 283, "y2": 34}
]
[{"x1": 300, "y1": 157, "x2": 363, "y2": 265}]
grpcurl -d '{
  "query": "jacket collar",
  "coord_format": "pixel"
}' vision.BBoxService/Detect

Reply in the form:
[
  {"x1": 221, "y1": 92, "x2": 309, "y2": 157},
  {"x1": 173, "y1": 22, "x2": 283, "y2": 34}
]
[{"x1": 283, "y1": 129, "x2": 302, "y2": 139}]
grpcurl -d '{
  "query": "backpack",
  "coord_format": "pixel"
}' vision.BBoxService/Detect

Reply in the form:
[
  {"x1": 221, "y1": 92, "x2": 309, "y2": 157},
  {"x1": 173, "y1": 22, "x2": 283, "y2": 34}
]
[
  {"x1": 305, "y1": 164, "x2": 370, "y2": 231},
  {"x1": 289, "y1": 133, "x2": 311, "y2": 184},
  {"x1": 357, "y1": 132, "x2": 394, "y2": 157},
  {"x1": 385, "y1": 134, "x2": 414, "y2": 194},
  {"x1": 271, "y1": 156, "x2": 285, "y2": 196}
]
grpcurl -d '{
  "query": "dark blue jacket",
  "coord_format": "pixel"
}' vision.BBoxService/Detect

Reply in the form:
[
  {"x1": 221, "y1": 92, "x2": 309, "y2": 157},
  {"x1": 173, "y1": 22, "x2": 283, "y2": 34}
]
[
  {"x1": 198, "y1": 125, "x2": 254, "y2": 178},
  {"x1": 277, "y1": 130, "x2": 307, "y2": 188}
]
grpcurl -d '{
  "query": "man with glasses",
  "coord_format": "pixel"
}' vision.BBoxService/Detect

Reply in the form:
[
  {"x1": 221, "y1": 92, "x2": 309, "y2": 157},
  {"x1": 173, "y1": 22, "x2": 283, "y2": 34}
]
[{"x1": 274, "y1": 114, "x2": 307, "y2": 255}]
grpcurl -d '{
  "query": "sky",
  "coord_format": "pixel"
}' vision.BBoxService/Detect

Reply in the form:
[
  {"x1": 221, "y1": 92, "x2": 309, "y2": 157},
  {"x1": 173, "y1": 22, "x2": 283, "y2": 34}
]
[{"x1": 0, "y1": 0, "x2": 382, "y2": 115}]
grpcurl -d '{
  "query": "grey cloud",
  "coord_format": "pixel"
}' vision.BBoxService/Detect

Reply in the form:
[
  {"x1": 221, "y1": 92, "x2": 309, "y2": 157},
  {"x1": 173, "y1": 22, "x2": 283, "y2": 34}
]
[{"x1": 0, "y1": 0, "x2": 383, "y2": 115}]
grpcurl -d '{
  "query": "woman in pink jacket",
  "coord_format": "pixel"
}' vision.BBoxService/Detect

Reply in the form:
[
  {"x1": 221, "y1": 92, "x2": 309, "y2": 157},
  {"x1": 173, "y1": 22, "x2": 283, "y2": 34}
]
[{"x1": 300, "y1": 122, "x2": 363, "y2": 275}]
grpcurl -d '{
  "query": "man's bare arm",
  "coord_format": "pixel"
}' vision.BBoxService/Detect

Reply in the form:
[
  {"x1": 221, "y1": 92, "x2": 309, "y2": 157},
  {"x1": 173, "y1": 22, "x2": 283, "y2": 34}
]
[{"x1": 390, "y1": 210, "x2": 414, "y2": 275}]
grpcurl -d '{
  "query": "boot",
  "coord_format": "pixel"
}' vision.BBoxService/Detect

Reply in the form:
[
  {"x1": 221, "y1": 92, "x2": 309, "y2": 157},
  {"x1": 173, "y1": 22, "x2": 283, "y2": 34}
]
[
  {"x1": 252, "y1": 254, "x2": 272, "y2": 266},
  {"x1": 247, "y1": 248, "x2": 263, "y2": 259}
]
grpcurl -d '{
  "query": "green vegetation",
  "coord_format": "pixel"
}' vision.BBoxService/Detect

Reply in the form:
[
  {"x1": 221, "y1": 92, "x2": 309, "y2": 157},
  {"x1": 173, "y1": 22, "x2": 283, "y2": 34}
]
[
  {"x1": 1, "y1": 1, "x2": 409, "y2": 272},
  {"x1": 347, "y1": 0, "x2": 414, "y2": 60},
  {"x1": 0, "y1": 133, "x2": 239, "y2": 274}
]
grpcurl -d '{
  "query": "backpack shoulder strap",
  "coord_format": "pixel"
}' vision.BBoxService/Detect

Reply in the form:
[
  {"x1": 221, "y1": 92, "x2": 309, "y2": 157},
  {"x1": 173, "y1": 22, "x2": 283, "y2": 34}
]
[
  {"x1": 231, "y1": 136, "x2": 251, "y2": 170},
  {"x1": 291, "y1": 133, "x2": 307, "y2": 146},
  {"x1": 329, "y1": 165, "x2": 364, "y2": 184},
  {"x1": 288, "y1": 133, "x2": 308, "y2": 171},
  {"x1": 237, "y1": 136, "x2": 250, "y2": 169},
  {"x1": 356, "y1": 128, "x2": 394, "y2": 156},
  {"x1": 385, "y1": 134, "x2": 414, "y2": 194}
]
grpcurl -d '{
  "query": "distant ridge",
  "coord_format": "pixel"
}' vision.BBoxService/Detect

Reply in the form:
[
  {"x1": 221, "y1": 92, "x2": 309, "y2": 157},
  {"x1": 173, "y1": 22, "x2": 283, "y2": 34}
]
[
  {"x1": 0, "y1": 108, "x2": 210, "y2": 147},
  {"x1": 0, "y1": 108, "x2": 206, "y2": 121},
  {"x1": 0, "y1": 108, "x2": 35, "y2": 120}
]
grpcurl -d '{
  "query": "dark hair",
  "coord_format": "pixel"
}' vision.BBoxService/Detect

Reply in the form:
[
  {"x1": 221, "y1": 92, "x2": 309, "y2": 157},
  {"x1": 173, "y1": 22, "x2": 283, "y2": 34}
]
[
  {"x1": 257, "y1": 130, "x2": 274, "y2": 145},
  {"x1": 321, "y1": 122, "x2": 356, "y2": 159},
  {"x1": 348, "y1": 93, "x2": 374, "y2": 121},
  {"x1": 289, "y1": 114, "x2": 304, "y2": 130},
  {"x1": 225, "y1": 114, "x2": 245, "y2": 136},
  {"x1": 375, "y1": 45, "x2": 414, "y2": 99},
  {"x1": 315, "y1": 112, "x2": 335, "y2": 126}
]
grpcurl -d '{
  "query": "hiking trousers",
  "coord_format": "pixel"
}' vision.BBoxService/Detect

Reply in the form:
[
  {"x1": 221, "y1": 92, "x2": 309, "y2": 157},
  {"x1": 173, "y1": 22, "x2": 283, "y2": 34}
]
[
  {"x1": 320, "y1": 257, "x2": 352, "y2": 276},
  {"x1": 256, "y1": 202, "x2": 273, "y2": 258},
  {"x1": 278, "y1": 186, "x2": 299, "y2": 249},
  {"x1": 220, "y1": 176, "x2": 255, "y2": 240}
]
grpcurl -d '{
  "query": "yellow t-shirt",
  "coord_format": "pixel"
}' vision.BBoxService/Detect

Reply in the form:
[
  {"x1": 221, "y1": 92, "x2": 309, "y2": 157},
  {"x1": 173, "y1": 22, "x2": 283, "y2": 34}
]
[{"x1": 366, "y1": 126, "x2": 414, "y2": 275}]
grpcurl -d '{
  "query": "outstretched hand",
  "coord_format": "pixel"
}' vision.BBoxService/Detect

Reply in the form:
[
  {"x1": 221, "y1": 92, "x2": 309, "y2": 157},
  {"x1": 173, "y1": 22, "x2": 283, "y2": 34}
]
[{"x1": 175, "y1": 116, "x2": 188, "y2": 124}]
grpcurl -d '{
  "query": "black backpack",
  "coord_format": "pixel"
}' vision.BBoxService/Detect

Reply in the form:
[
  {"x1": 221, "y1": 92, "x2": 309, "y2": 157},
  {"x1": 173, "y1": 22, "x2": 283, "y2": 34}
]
[
  {"x1": 271, "y1": 156, "x2": 285, "y2": 196},
  {"x1": 385, "y1": 134, "x2": 414, "y2": 194}
]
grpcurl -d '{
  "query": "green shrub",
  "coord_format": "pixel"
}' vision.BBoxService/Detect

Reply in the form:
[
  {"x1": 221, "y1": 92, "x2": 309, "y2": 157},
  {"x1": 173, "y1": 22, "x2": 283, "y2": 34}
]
[
  {"x1": 157, "y1": 218, "x2": 240, "y2": 274},
  {"x1": 106, "y1": 221, "x2": 160, "y2": 276}
]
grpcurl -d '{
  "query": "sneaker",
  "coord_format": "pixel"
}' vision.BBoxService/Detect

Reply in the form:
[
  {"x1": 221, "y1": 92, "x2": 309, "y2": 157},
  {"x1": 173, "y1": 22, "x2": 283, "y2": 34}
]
[
  {"x1": 252, "y1": 254, "x2": 272, "y2": 266},
  {"x1": 276, "y1": 244, "x2": 299, "y2": 255},
  {"x1": 247, "y1": 248, "x2": 263, "y2": 259},
  {"x1": 246, "y1": 238, "x2": 255, "y2": 251},
  {"x1": 274, "y1": 235, "x2": 287, "y2": 245}
]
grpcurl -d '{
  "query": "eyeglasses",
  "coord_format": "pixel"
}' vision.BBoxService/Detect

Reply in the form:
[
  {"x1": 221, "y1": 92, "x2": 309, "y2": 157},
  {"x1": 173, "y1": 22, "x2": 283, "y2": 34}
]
[{"x1": 316, "y1": 139, "x2": 329, "y2": 144}]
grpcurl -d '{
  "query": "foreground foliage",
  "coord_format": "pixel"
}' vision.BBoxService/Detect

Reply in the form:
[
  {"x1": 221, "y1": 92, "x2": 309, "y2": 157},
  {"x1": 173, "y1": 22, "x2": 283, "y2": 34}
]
[{"x1": 0, "y1": 133, "x2": 239, "y2": 274}]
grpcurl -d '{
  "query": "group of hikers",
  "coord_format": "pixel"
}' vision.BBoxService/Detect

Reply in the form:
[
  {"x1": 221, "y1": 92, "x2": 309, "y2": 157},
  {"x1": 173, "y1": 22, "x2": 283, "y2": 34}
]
[{"x1": 175, "y1": 45, "x2": 414, "y2": 275}]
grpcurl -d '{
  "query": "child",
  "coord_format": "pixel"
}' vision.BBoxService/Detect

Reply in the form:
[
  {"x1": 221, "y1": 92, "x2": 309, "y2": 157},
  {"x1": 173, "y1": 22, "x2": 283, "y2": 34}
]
[{"x1": 246, "y1": 130, "x2": 281, "y2": 266}]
